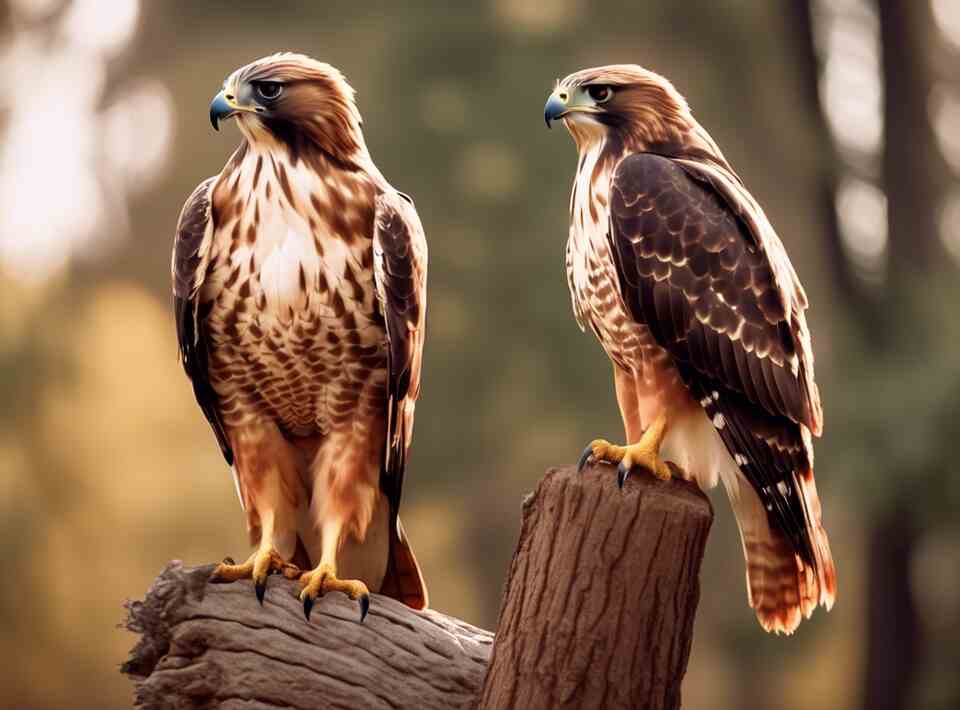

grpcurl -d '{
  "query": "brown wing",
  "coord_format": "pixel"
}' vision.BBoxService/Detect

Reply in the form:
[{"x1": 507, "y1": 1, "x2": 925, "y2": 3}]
[
  {"x1": 372, "y1": 191, "x2": 427, "y2": 518},
  {"x1": 172, "y1": 176, "x2": 233, "y2": 465},
  {"x1": 607, "y1": 153, "x2": 821, "y2": 565},
  {"x1": 373, "y1": 191, "x2": 429, "y2": 609},
  {"x1": 608, "y1": 153, "x2": 819, "y2": 431}
]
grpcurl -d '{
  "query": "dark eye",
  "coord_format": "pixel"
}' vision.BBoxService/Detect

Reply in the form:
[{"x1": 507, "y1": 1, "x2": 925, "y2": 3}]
[
  {"x1": 586, "y1": 85, "x2": 613, "y2": 103},
  {"x1": 255, "y1": 82, "x2": 283, "y2": 100}
]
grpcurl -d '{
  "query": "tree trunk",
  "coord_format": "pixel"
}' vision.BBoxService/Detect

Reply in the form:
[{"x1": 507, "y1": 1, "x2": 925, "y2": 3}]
[
  {"x1": 122, "y1": 464, "x2": 713, "y2": 709},
  {"x1": 860, "y1": 506, "x2": 921, "y2": 710},
  {"x1": 877, "y1": 0, "x2": 948, "y2": 283},
  {"x1": 477, "y1": 464, "x2": 713, "y2": 710}
]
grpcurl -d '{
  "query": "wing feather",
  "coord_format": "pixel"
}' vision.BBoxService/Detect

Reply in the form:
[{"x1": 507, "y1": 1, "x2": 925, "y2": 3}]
[
  {"x1": 674, "y1": 156, "x2": 823, "y2": 436},
  {"x1": 608, "y1": 153, "x2": 820, "y2": 431},
  {"x1": 372, "y1": 191, "x2": 427, "y2": 519},
  {"x1": 172, "y1": 176, "x2": 233, "y2": 465},
  {"x1": 607, "y1": 153, "x2": 823, "y2": 569}
]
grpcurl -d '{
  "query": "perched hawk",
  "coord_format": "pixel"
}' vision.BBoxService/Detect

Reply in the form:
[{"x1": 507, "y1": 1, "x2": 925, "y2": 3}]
[
  {"x1": 544, "y1": 65, "x2": 836, "y2": 633},
  {"x1": 173, "y1": 53, "x2": 428, "y2": 620}
]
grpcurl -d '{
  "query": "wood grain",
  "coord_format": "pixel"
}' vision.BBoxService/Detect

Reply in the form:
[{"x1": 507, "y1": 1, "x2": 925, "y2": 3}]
[
  {"x1": 122, "y1": 561, "x2": 492, "y2": 709},
  {"x1": 477, "y1": 463, "x2": 713, "y2": 710}
]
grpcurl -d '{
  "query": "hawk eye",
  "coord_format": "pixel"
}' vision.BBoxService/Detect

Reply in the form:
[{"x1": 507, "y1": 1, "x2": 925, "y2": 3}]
[
  {"x1": 586, "y1": 85, "x2": 613, "y2": 103},
  {"x1": 255, "y1": 81, "x2": 283, "y2": 100}
]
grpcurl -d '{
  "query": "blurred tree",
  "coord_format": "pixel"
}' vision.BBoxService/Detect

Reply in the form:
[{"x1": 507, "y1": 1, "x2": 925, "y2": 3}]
[{"x1": 790, "y1": 1, "x2": 958, "y2": 708}]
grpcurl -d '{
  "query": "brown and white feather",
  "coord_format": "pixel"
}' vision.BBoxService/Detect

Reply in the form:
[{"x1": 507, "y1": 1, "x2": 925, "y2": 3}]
[
  {"x1": 173, "y1": 53, "x2": 428, "y2": 608},
  {"x1": 558, "y1": 64, "x2": 835, "y2": 632}
]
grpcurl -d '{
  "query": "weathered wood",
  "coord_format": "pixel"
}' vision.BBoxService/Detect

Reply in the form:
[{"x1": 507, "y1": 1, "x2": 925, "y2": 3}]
[
  {"x1": 477, "y1": 463, "x2": 713, "y2": 710},
  {"x1": 122, "y1": 561, "x2": 493, "y2": 709},
  {"x1": 123, "y1": 463, "x2": 712, "y2": 709}
]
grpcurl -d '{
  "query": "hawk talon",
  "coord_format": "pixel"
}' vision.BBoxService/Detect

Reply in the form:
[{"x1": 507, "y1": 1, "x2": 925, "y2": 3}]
[
  {"x1": 210, "y1": 546, "x2": 290, "y2": 605},
  {"x1": 299, "y1": 563, "x2": 371, "y2": 624},
  {"x1": 577, "y1": 444, "x2": 595, "y2": 472},
  {"x1": 580, "y1": 427, "x2": 671, "y2": 485}
]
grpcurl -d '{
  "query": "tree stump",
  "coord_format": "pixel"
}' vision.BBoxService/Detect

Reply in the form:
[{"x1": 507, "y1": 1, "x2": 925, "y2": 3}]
[
  {"x1": 122, "y1": 463, "x2": 713, "y2": 709},
  {"x1": 477, "y1": 463, "x2": 713, "y2": 710}
]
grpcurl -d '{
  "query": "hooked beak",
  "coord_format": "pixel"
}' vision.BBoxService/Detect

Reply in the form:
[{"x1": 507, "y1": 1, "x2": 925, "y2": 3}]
[
  {"x1": 210, "y1": 90, "x2": 239, "y2": 131},
  {"x1": 544, "y1": 91, "x2": 568, "y2": 128}
]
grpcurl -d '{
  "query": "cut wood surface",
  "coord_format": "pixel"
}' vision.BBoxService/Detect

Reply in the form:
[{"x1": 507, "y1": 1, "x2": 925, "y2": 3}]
[{"x1": 123, "y1": 463, "x2": 713, "y2": 709}]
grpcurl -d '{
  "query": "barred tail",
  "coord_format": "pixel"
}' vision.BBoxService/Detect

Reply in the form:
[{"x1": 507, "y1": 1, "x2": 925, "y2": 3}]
[
  {"x1": 730, "y1": 468, "x2": 836, "y2": 634},
  {"x1": 797, "y1": 467, "x2": 837, "y2": 611}
]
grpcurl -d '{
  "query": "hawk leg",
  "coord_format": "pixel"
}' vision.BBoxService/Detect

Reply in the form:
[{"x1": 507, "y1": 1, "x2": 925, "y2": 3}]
[
  {"x1": 299, "y1": 517, "x2": 371, "y2": 622},
  {"x1": 578, "y1": 411, "x2": 671, "y2": 486},
  {"x1": 210, "y1": 511, "x2": 302, "y2": 603}
]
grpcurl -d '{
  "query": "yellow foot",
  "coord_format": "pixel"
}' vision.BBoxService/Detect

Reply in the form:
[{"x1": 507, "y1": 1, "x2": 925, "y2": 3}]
[
  {"x1": 578, "y1": 438, "x2": 672, "y2": 486},
  {"x1": 210, "y1": 547, "x2": 301, "y2": 605},
  {"x1": 298, "y1": 562, "x2": 371, "y2": 623}
]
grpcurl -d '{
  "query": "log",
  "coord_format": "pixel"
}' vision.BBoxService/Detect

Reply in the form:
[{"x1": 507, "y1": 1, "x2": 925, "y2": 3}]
[
  {"x1": 121, "y1": 562, "x2": 493, "y2": 709},
  {"x1": 122, "y1": 463, "x2": 713, "y2": 709}
]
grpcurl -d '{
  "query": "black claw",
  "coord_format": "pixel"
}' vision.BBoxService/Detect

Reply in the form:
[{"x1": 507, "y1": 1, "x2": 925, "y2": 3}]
[
  {"x1": 577, "y1": 445, "x2": 594, "y2": 473},
  {"x1": 255, "y1": 579, "x2": 266, "y2": 605},
  {"x1": 359, "y1": 595, "x2": 370, "y2": 623},
  {"x1": 617, "y1": 462, "x2": 631, "y2": 489},
  {"x1": 303, "y1": 594, "x2": 314, "y2": 621}
]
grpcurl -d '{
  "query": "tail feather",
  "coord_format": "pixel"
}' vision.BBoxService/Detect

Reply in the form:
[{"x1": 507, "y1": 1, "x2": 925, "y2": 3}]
[
  {"x1": 378, "y1": 516, "x2": 428, "y2": 610},
  {"x1": 797, "y1": 468, "x2": 837, "y2": 610},
  {"x1": 730, "y1": 469, "x2": 836, "y2": 634}
]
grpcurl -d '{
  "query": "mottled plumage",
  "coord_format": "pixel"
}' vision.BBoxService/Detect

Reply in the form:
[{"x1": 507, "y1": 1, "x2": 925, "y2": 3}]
[
  {"x1": 173, "y1": 53, "x2": 428, "y2": 616},
  {"x1": 547, "y1": 64, "x2": 835, "y2": 633}
]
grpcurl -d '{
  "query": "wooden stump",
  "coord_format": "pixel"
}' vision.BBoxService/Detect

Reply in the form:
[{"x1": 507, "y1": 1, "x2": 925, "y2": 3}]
[
  {"x1": 477, "y1": 463, "x2": 713, "y2": 710},
  {"x1": 122, "y1": 463, "x2": 713, "y2": 709}
]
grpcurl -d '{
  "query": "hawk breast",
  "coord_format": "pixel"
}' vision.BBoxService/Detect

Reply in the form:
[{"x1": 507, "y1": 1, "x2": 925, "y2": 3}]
[{"x1": 201, "y1": 146, "x2": 387, "y2": 436}]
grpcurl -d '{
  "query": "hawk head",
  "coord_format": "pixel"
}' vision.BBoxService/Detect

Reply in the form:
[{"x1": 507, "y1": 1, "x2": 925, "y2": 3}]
[
  {"x1": 210, "y1": 53, "x2": 365, "y2": 163},
  {"x1": 544, "y1": 64, "x2": 701, "y2": 155}
]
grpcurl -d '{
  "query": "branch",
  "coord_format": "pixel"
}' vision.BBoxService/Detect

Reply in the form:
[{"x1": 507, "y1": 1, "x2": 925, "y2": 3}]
[{"x1": 123, "y1": 464, "x2": 713, "y2": 709}]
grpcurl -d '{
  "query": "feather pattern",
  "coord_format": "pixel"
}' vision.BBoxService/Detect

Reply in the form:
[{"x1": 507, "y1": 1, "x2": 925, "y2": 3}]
[
  {"x1": 172, "y1": 176, "x2": 233, "y2": 464},
  {"x1": 372, "y1": 191, "x2": 428, "y2": 519},
  {"x1": 557, "y1": 63, "x2": 835, "y2": 631},
  {"x1": 608, "y1": 154, "x2": 820, "y2": 432},
  {"x1": 171, "y1": 53, "x2": 428, "y2": 609},
  {"x1": 603, "y1": 152, "x2": 835, "y2": 632}
]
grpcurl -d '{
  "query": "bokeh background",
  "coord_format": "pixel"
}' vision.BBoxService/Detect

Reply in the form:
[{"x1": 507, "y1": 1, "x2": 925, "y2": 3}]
[{"x1": 1, "y1": 0, "x2": 958, "y2": 708}]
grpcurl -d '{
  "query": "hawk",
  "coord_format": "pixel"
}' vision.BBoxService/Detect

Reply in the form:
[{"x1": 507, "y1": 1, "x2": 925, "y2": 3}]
[
  {"x1": 544, "y1": 65, "x2": 836, "y2": 633},
  {"x1": 173, "y1": 53, "x2": 428, "y2": 620}
]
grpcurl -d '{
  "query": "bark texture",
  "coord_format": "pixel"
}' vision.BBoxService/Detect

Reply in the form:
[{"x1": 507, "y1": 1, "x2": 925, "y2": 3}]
[
  {"x1": 123, "y1": 464, "x2": 713, "y2": 709},
  {"x1": 122, "y1": 561, "x2": 493, "y2": 709},
  {"x1": 477, "y1": 463, "x2": 713, "y2": 710}
]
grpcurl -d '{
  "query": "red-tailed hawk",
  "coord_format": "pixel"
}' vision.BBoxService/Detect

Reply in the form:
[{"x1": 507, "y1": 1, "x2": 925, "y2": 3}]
[
  {"x1": 544, "y1": 65, "x2": 836, "y2": 633},
  {"x1": 173, "y1": 53, "x2": 428, "y2": 620}
]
